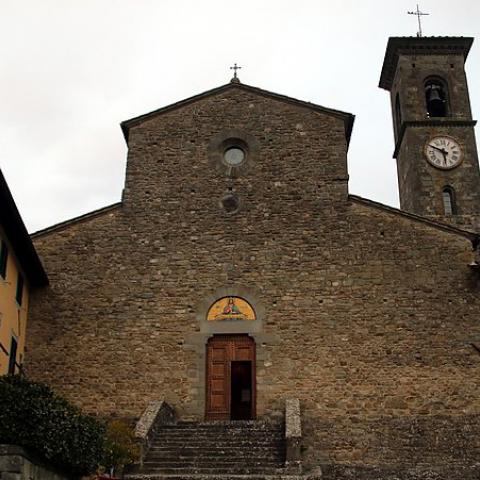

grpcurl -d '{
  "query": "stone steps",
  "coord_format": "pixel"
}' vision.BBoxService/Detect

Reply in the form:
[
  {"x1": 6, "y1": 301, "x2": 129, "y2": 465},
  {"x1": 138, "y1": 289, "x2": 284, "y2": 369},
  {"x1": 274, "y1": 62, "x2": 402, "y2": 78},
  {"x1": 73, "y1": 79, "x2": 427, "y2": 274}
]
[
  {"x1": 149, "y1": 441, "x2": 281, "y2": 447},
  {"x1": 152, "y1": 433, "x2": 283, "y2": 447},
  {"x1": 141, "y1": 454, "x2": 283, "y2": 462},
  {"x1": 149, "y1": 442, "x2": 283, "y2": 448},
  {"x1": 142, "y1": 460, "x2": 283, "y2": 466},
  {"x1": 150, "y1": 438, "x2": 283, "y2": 443},
  {"x1": 140, "y1": 466, "x2": 283, "y2": 472},
  {"x1": 124, "y1": 472, "x2": 305, "y2": 480},
  {"x1": 129, "y1": 468, "x2": 286, "y2": 475},
  {"x1": 126, "y1": 420, "x2": 289, "y2": 478},
  {"x1": 151, "y1": 436, "x2": 283, "y2": 442},
  {"x1": 146, "y1": 453, "x2": 284, "y2": 461}
]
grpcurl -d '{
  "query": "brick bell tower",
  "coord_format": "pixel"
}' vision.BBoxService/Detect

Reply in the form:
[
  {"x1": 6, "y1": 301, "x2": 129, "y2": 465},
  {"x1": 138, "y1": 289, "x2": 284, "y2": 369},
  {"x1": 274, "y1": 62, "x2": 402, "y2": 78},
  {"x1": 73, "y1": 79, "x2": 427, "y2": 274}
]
[{"x1": 379, "y1": 37, "x2": 480, "y2": 231}]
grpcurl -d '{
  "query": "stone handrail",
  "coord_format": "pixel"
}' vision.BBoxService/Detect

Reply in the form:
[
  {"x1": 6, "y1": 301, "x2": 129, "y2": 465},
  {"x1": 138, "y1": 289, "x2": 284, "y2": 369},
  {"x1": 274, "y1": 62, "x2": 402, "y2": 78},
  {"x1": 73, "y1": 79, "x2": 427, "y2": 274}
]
[
  {"x1": 285, "y1": 398, "x2": 302, "y2": 472},
  {"x1": 134, "y1": 400, "x2": 176, "y2": 466}
]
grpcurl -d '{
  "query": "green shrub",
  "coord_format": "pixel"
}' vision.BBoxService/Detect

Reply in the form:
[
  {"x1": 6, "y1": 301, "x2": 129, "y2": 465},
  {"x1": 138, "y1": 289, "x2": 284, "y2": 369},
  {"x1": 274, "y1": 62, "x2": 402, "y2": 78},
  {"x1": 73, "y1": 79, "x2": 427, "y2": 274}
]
[
  {"x1": 101, "y1": 420, "x2": 139, "y2": 476},
  {"x1": 0, "y1": 375, "x2": 105, "y2": 476}
]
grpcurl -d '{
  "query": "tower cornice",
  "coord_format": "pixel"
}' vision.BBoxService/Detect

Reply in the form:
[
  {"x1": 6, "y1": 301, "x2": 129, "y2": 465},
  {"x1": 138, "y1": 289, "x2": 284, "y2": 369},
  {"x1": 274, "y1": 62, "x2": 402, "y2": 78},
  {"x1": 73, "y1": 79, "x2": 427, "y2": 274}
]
[
  {"x1": 393, "y1": 119, "x2": 477, "y2": 158},
  {"x1": 379, "y1": 36, "x2": 473, "y2": 91}
]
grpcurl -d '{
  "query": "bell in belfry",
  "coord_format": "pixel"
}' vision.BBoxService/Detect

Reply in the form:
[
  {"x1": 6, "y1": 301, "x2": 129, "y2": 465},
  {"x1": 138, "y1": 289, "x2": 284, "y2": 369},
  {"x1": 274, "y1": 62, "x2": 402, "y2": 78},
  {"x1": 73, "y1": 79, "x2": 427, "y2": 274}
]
[{"x1": 426, "y1": 83, "x2": 446, "y2": 117}]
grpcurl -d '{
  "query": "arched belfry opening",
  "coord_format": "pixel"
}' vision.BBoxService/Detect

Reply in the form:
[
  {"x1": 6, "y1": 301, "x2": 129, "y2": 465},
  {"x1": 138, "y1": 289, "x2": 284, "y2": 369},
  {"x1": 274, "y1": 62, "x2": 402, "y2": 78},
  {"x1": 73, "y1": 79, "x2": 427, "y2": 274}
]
[{"x1": 425, "y1": 78, "x2": 449, "y2": 117}]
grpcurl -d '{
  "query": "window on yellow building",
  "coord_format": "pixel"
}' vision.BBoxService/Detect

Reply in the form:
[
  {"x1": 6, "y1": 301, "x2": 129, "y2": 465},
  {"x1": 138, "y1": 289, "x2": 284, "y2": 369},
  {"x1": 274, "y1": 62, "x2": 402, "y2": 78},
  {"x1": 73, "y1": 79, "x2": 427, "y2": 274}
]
[
  {"x1": 8, "y1": 336, "x2": 18, "y2": 375},
  {"x1": 16, "y1": 273, "x2": 24, "y2": 306},
  {"x1": 0, "y1": 240, "x2": 7, "y2": 279}
]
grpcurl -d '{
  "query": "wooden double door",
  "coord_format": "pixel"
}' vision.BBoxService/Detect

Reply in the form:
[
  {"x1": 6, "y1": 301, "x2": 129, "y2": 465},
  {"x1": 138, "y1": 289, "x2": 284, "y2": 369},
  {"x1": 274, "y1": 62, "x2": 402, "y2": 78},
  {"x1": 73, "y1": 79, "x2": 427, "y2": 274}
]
[{"x1": 206, "y1": 335, "x2": 256, "y2": 420}]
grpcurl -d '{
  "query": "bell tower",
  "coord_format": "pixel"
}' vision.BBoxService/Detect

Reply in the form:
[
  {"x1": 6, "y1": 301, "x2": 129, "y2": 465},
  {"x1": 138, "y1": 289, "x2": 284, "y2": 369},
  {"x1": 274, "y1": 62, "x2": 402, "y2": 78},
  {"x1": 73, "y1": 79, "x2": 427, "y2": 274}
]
[{"x1": 379, "y1": 37, "x2": 480, "y2": 231}]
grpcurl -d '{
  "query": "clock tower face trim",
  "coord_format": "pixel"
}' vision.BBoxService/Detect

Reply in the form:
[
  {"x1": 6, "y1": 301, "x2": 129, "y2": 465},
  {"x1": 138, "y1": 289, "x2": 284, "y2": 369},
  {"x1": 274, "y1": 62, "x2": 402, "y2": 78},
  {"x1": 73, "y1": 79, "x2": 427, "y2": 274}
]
[{"x1": 424, "y1": 135, "x2": 463, "y2": 170}]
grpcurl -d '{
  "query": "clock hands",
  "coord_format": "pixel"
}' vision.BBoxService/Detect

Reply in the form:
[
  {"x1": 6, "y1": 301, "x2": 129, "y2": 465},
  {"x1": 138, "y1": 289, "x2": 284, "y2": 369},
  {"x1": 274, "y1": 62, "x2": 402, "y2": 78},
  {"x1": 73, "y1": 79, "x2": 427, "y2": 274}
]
[
  {"x1": 429, "y1": 144, "x2": 448, "y2": 155},
  {"x1": 429, "y1": 144, "x2": 449, "y2": 165}
]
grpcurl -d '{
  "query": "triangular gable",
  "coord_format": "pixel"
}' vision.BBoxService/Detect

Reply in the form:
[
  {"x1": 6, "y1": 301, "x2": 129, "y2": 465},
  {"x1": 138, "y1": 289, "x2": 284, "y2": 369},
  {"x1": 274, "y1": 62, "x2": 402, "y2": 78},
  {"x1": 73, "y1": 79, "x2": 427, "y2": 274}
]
[{"x1": 120, "y1": 81, "x2": 355, "y2": 147}]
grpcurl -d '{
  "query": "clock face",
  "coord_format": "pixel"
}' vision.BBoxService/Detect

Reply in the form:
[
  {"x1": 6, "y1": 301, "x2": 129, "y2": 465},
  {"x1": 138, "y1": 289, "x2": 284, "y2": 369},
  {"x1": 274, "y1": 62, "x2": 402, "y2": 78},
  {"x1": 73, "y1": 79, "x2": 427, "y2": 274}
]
[{"x1": 424, "y1": 136, "x2": 463, "y2": 170}]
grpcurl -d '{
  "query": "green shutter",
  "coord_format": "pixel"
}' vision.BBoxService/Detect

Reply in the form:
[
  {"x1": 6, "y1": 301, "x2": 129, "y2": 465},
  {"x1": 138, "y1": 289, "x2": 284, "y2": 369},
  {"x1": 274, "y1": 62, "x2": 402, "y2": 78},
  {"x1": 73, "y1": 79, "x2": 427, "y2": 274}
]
[
  {"x1": 16, "y1": 273, "x2": 24, "y2": 306},
  {"x1": 0, "y1": 240, "x2": 8, "y2": 279}
]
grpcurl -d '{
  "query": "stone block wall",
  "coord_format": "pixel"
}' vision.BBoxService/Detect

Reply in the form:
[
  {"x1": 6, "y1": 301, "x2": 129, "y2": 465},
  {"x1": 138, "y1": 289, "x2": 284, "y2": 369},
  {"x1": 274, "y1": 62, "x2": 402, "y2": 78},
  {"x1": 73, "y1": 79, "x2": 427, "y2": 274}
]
[
  {"x1": 26, "y1": 87, "x2": 480, "y2": 475},
  {"x1": 396, "y1": 125, "x2": 480, "y2": 230},
  {"x1": 392, "y1": 54, "x2": 472, "y2": 125}
]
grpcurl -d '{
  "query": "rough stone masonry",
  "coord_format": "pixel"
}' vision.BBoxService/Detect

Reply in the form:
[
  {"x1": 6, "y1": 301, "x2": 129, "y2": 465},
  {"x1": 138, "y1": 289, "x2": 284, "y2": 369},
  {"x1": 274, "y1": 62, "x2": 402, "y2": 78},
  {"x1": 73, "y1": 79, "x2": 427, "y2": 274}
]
[{"x1": 26, "y1": 80, "x2": 480, "y2": 478}]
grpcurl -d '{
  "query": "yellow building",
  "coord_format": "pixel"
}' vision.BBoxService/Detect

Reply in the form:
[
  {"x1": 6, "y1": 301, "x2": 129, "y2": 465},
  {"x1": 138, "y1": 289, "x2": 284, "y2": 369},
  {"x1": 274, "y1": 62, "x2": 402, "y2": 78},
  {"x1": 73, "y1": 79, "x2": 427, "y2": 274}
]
[{"x1": 0, "y1": 169, "x2": 48, "y2": 375}]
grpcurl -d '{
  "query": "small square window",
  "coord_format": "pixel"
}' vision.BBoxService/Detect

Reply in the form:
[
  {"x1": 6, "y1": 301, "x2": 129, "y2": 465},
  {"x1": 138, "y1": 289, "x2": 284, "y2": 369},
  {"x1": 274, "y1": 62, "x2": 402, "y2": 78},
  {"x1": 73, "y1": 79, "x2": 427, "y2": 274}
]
[{"x1": 16, "y1": 274, "x2": 24, "y2": 306}]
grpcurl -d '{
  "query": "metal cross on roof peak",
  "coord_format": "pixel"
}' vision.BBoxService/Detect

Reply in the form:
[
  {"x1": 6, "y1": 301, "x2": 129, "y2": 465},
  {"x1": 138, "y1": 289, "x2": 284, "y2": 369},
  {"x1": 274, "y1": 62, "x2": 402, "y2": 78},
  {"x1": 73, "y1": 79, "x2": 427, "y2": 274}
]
[
  {"x1": 408, "y1": 4, "x2": 429, "y2": 37},
  {"x1": 230, "y1": 63, "x2": 242, "y2": 83}
]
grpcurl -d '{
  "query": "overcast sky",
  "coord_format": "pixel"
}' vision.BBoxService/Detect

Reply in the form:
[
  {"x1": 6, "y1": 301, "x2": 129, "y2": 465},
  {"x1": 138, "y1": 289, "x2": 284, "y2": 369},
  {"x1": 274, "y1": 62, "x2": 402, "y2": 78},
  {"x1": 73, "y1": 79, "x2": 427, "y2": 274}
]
[{"x1": 1, "y1": 0, "x2": 479, "y2": 233}]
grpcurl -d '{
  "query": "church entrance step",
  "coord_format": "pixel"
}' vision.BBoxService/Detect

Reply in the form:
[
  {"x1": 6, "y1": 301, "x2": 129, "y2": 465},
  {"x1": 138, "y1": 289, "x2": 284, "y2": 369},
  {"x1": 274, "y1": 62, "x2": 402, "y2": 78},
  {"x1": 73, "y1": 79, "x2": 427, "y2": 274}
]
[
  {"x1": 142, "y1": 461, "x2": 283, "y2": 468},
  {"x1": 149, "y1": 442, "x2": 283, "y2": 449},
  {"x1": 126, "y1": 472, "x2": 291, "y2": 477},
  {"x1": 146, "y1": 451, "x2": 284, "y2": 458},
  {"x1": 137, "y1": 463, "x2": 282, "y2": 475},
  {"x1": 146, "y1": 454, "x2": 284, "y2": 462},
  {"x1": 127, "y1": 420, "x2": 291, "y2": 478},
  {"x1": 125, "y1": 475, "x2": 304, "y2": 480}
]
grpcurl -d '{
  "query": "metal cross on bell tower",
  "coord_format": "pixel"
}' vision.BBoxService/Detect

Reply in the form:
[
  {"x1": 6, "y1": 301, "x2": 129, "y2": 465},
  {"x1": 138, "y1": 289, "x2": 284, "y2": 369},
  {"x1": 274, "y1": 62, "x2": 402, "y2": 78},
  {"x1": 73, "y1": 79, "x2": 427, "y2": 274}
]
[
  {"x1": 230, "y1": 63, "x2": 242, "y2": 83},
  {"x1": 408, "y1": 4, "x2": 429, "y2": 37}
]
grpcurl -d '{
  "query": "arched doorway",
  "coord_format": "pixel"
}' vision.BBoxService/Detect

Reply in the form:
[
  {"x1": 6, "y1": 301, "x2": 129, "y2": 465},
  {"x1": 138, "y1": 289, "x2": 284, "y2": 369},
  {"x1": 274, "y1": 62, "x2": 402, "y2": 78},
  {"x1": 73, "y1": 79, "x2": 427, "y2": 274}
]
[{"x1": 205, "y1": 334, "x2": 256, "y2": 420}]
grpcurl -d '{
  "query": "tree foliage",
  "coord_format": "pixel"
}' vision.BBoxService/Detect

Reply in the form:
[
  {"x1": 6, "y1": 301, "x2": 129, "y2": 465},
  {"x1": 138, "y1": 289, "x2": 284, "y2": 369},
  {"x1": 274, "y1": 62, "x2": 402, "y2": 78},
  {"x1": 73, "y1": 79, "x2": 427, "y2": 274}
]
[
  {"x1": 0, "y1": 375, "x2": 105, "y2": 476},
  {"x1": 101, "y1": 420, "x2": 139, "y2": 476}
]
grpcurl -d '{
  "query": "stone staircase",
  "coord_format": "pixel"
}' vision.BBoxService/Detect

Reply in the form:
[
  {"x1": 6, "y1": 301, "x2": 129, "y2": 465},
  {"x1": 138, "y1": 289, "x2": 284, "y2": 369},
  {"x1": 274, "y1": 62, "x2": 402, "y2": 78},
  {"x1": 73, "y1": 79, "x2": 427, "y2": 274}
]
[{"x1": 125, "y1": 420, "x2": 297, "y2": 479}]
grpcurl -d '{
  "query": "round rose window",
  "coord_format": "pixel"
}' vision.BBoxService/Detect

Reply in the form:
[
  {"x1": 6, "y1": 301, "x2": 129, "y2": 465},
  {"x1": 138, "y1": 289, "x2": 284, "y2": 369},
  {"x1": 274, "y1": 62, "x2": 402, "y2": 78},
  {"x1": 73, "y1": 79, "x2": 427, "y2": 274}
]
[{"x1": 223, "y1": 147, "x2": 245, "y2": 166}]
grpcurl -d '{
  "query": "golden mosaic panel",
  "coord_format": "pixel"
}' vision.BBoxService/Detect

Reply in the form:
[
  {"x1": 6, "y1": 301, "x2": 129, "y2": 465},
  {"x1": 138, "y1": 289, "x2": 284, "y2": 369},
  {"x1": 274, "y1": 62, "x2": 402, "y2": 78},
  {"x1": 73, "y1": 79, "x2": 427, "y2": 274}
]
[{"x1": 207, "y1": 297, "x2": 256, "y2": 322}]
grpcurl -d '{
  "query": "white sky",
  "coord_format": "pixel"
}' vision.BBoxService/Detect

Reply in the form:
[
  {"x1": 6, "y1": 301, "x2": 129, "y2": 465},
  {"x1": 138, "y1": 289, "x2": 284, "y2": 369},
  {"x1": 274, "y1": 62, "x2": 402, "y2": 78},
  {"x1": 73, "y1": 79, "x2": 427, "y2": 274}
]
[{"x1": 1, "y1": 0, "x2": 479, "y2": 233}]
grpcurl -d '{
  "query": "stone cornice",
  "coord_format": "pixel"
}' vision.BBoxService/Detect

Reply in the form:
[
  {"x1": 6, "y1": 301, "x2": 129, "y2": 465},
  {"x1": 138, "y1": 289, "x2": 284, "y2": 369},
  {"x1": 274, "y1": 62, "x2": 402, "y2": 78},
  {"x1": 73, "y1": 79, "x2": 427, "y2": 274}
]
[{"x1": 379, "y1": 36, "x2": 473, "y2": 91}]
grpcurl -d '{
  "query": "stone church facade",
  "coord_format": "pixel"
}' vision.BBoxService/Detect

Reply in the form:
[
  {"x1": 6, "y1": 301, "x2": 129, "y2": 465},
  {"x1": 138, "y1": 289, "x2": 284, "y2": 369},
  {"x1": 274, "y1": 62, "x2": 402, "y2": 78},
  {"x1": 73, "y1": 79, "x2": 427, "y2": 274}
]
[{"x1": 26, "y1": 37, "x2": 480, "y2": 478}]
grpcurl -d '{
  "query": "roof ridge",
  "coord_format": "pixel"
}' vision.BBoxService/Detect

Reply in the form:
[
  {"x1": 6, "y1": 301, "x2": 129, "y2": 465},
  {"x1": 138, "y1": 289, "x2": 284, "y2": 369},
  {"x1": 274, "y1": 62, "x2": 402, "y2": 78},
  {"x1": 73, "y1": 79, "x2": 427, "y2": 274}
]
[
  {"x1": 120, "y1": 82, "x2": 355, "y2": 146},
  {"x1": 31, "y1": 202, "x2": 122, "y2": 238},
  {"x1": 349, "y1": 194, "x2": 477, "y2": 239},
  {"x1": 0, "y1": 169, "x2": 48, "y2": 286}
]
